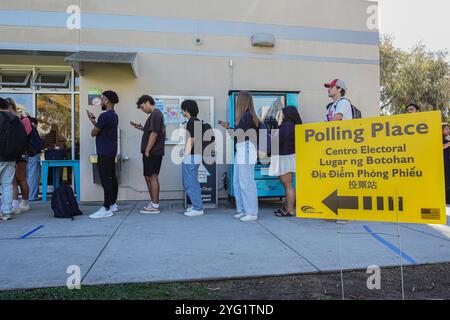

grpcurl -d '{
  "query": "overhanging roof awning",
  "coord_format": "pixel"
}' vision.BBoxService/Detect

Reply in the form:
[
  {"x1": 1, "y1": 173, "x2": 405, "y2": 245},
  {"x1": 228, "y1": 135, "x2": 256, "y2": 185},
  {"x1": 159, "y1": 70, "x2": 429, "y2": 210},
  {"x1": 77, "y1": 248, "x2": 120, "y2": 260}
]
[{"x1": 64, "y1": 51, "x2": 139, "y2": 77}]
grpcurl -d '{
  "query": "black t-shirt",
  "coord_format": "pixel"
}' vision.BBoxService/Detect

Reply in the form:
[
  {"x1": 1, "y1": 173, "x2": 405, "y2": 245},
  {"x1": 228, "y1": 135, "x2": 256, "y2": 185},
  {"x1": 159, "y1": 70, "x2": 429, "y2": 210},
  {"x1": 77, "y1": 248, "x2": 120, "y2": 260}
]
[
  {"x1": 95, "y1": 110, "x2": 119, "y2": 157},
  {"x1": 186, "y1": 117, "x2": 203, "y2": 155},
  {"x1": 141, "y1": 109, "x2": 166, "y2": 156}
]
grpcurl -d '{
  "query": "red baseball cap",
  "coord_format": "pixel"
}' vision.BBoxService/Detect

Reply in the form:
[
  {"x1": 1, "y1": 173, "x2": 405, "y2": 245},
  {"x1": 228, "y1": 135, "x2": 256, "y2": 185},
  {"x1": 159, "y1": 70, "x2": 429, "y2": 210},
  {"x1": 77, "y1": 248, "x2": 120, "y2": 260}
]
[{"x1": 324, "y1": 79, "x2": 347, "y2": 90}]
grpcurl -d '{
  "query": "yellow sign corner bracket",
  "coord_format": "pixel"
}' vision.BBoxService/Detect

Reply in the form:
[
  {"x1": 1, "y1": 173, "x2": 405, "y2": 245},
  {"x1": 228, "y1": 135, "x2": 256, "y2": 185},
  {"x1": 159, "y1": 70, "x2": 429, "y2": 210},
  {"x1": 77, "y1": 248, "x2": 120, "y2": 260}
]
[{"x1": 295, "y1": 111, "x2": 446, "y2": 225}]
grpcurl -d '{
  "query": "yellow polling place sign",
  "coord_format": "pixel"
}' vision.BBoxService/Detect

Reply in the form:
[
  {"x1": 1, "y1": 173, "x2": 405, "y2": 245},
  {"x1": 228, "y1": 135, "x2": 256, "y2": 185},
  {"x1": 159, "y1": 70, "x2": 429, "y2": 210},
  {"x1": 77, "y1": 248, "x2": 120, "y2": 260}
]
[{"x1": 295, "y1": 111, "x2": 446, "y2": 224}]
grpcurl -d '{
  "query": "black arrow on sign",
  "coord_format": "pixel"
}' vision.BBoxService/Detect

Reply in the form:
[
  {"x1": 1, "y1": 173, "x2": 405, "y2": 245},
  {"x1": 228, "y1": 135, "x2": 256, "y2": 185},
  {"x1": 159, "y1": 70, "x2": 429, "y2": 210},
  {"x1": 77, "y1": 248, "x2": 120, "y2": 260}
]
[{"x1": 322, "y1": 190, "x2": 359, "y2": 215}]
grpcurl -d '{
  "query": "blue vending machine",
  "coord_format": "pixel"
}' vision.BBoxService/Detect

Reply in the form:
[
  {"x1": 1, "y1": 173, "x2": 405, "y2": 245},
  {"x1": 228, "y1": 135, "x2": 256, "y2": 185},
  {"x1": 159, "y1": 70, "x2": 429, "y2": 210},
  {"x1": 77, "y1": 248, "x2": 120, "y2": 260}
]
[{"x1": 226, "y1": 90, "x2": 300, "y2": 200}]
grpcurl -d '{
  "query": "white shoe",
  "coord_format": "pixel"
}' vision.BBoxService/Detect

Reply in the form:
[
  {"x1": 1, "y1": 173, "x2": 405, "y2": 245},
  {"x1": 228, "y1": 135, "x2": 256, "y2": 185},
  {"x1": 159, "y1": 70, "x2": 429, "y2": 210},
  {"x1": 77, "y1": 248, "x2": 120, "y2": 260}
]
[
  {"x1": 143, "y1": 202, "x2": 157, "y2": 211},
  {"x1": 19, "y1": 203, "x2": 30, "y2": 212},
  {"x1": 234, "y1": 213, "x2": 246, "y2": 219},
  {"x1": 185, "y1": 206, "x2": 193, "y2": 212},
  {"x1": 185, "y1": 209, "x2": 205, "y2": 217},
  {"x1": 1, "y1": 214, "x2": 12, "y2": 221},
  {"x1": 110, "y1": 204, "x2": 119, "y2": 212},
  {"x1": 140, "y1": 207, "x2": 160, "y2": 214},
  {"x1": 143, "y1": 202, "x2": 152, "y2": 211},
  {"x1": 336, "y1": 220, "x2": 352, "y2": 225},
  {"x1": 12, "y1": 207, "x2": 21, "y2": 215},
  {"x1": 89, "y1": 207, "x2": 114, "y2": 219},
  {"x1": 240, "y1": 215, "x2": 258, "y2": 222}
]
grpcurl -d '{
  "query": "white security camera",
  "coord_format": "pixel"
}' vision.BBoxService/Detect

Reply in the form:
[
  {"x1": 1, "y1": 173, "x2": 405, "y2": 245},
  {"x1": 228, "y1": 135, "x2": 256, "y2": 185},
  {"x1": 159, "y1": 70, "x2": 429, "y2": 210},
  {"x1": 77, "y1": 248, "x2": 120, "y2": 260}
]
[{"x1": 193, "y1": 37, "x2": 203, "y2": 45}]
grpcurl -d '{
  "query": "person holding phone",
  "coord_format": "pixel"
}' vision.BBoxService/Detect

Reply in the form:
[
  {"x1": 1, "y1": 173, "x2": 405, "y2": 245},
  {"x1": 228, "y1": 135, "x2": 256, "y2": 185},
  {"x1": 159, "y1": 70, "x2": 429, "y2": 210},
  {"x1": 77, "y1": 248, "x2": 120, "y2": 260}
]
[
  {"x1": 136, "y1": 95, "x2": 166, "y2": 214},
  {"x1": 87, "y1": 90, "x2": 120, "y2": 219},
  {"x1": 181, "y1": 100, "x2": 204, "y2": 217},
  {"x1": 130, "y1": 121, "x2": 144, "y2": 131},
  {"x1": 220, "y1": 91, "x2": 259, "y2": 222}
]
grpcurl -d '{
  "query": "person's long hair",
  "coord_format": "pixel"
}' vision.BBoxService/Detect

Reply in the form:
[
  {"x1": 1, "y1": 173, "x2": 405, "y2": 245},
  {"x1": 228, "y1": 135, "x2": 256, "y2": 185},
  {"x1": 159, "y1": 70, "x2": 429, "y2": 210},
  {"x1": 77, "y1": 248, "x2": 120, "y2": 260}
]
[
  {"x1": 282, "y1": 106, "x2": 302, "y2": 125},
  {"x1": 235, "y1": 91, "x2": 260, "y2": 127}
]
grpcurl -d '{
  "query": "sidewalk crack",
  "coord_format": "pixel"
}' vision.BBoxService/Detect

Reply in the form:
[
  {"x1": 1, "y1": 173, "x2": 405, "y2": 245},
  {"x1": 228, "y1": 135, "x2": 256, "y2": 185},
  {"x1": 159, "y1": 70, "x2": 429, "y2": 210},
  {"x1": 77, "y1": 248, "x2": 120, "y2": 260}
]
[
  {"x1": 256, "y1": 221, "x2": 321, "y2": 272},
  {"x1": 81, "y1": 202, "x2": 138, "y2": 284}
]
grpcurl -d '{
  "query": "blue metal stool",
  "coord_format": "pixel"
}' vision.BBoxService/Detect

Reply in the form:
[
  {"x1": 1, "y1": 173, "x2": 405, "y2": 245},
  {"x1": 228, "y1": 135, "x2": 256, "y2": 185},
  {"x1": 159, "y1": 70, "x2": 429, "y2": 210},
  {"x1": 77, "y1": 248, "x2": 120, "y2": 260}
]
[{"x1": 41, "y1": 160, "x2": 80, "y2": 202}]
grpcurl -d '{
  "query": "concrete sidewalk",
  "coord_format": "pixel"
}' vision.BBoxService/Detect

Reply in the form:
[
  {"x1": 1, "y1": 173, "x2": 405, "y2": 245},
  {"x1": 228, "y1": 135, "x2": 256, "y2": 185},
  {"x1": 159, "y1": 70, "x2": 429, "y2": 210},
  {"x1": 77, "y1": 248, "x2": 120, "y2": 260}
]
[{"x1": 1, "y1": 200, "x2": 449, "y2": 291}]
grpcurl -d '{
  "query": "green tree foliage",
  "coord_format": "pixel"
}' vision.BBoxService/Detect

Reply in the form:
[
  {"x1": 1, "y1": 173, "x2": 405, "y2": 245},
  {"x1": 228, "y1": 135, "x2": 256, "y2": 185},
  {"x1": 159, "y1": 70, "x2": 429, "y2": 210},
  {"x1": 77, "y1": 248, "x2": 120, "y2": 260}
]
[{"x1": 380, "y1": 35, "x2": 450, "y2": 118}]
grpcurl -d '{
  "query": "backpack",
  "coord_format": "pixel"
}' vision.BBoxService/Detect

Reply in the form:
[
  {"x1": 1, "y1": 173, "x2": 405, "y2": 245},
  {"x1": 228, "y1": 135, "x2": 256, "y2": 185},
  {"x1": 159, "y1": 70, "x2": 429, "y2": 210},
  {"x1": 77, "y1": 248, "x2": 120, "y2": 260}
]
[
  {"x1": 0, "y1": 112, "x2": 28, "y2": 159},
  {"x1": 326, "y1": 98, "x2": 362, "y2": 120},
  {"x1": 201, "y1": 121, "x2": 216, "y2": 152},
  {"x1": 51, "y1": 184, "x2": 83, "y2": 220},
  {"x1": 27, "y1": 125, "x2": 44, "y2": 157}
]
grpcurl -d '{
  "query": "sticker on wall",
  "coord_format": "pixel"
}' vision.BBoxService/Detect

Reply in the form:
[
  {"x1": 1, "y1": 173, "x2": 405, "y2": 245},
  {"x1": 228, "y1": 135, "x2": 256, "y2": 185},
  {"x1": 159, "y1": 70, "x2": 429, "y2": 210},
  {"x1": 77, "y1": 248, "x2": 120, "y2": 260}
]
[{"x1": 88, "y1": 88, "x2": 102, "y2": 107}]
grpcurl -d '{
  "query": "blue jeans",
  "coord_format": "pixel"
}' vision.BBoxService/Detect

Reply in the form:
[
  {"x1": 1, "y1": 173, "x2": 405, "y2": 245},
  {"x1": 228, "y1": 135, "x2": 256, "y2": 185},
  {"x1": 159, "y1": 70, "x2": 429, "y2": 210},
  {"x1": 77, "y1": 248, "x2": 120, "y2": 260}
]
[
  {"x1": 182, "y1": 155, "x2": 203, "y2": 211},
  {"x1": 233, "y1": 163, "x2": 258, "y2": 216},
  {"x1": 0, "y1": 161, "x2": 16, "y2": 214},
  {"x1": 27, "y1": 154, "x2": 40, "y2": 201}
]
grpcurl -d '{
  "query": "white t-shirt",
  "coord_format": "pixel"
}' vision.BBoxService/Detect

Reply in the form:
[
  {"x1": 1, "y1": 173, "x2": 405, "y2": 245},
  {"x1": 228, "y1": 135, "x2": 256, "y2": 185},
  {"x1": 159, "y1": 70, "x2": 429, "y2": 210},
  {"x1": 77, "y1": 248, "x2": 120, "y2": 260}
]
[{"x1": 326, "y1": 98, "x2": 353, "y2": 121}]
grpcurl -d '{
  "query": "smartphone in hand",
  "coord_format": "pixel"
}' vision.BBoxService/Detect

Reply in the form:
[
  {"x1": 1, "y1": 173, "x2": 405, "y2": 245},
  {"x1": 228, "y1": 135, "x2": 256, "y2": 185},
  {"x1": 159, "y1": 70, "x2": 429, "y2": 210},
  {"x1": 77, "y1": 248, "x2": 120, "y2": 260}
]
[
  {"x1": 86, "y1": 110, "x2": 95, "y2": 120},
  {"x1": 130, "y1": 121, "x2": 143, "y2": 130},
  {"x1": 218, "y1": 120, "x2": 229, "y2": 129}
]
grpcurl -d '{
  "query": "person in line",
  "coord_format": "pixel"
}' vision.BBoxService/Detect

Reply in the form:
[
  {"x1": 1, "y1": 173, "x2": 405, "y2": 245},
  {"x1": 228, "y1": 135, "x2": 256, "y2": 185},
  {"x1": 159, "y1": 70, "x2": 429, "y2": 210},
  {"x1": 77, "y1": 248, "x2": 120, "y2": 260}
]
[
  {"x1": 0, "y1": 98, "x2": 20, "y2": 221},
  {"x1": 135, "y1": 95, "x2": 166, "y2": 214},
  {"x1": 220, "y1": 91, "x2": 259, "y2": 222},
  {"x1": 324, "y1": 79, "x2": 353, "y2": 122},
  {"x1": 269, "y1": 106, "x2": 302, "y2": 217},
  {"x1": 181, "y1": 100, "x2": 204, "y2": 217},
  {"x1": 27, "y1": 117, "x2": 41, "y2": 201},
  {"x1": 324, "y1": 80, "x2": 353, "y2": 224},
  {"x1": 88, "y1": 90, "x2": 120, "y2": 219},
  {"x1": 7, "y1": 98, "x2": 32, "y2": 214},
  {"x1": 406, "y1": 103, "x2": 421, "y2": 113},
  {"x1": 443, "y1": 123, "x2": 450, "y2": 204}
]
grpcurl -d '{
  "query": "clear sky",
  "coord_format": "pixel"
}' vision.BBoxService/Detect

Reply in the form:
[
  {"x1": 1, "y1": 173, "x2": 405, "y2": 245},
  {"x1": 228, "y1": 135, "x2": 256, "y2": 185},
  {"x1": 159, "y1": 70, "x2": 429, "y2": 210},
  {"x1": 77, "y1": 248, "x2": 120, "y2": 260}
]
[{"x1": 377, "y1": 0, "x2": 449, "y2": 53}]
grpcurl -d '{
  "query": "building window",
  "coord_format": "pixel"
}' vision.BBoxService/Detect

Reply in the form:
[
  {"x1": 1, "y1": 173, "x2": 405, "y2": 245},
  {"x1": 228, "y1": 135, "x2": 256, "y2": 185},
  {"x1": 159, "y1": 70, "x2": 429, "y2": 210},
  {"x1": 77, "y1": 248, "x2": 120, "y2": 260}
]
[
  {"x1": 0, "y1": 66, "x2": 79, "y2": 160},
  {"x1": 0, "y1": 93, "x2": 34, "y2": 116},
  {"x1": 32, "y1": 70, "x2": 71, "y2": 90},
  {"x1": 0, "y1": 70, "x2": 32, "y2": 89}
]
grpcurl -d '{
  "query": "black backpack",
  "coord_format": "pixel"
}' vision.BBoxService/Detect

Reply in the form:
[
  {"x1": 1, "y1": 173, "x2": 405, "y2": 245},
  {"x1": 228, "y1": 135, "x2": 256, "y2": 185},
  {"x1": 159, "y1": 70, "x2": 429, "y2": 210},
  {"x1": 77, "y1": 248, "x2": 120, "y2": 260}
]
[
  {"x1": 51, "y1": 184, "x2": 83, "y2": 219},
  {"x1": 27, "y1": 125, "x2": 44, "y2": 157},
  {"x1": 0, "y1": 112, "x2": 28, "y2": 159},
  {"x1": 326, "y1": 98, "x2": 362, "y2": 120},
  {"x1": 201, "y1": 121, "x2": 216, "y2": 152}
]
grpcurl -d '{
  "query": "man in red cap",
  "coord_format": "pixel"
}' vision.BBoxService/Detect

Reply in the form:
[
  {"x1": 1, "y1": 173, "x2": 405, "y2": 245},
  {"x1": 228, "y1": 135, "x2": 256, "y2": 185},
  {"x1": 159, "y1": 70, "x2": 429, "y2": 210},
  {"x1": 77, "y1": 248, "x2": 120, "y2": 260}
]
[{"x1": 324, "y1": 79, "x2": 353, "y2": 122}]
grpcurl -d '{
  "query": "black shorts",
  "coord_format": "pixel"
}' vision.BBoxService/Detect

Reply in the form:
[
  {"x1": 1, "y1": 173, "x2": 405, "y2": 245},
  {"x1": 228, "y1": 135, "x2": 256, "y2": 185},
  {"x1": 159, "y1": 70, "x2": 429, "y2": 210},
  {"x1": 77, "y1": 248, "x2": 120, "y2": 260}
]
[{"x1": 143, "y1": 154, "x2": 163, "y2": 176}]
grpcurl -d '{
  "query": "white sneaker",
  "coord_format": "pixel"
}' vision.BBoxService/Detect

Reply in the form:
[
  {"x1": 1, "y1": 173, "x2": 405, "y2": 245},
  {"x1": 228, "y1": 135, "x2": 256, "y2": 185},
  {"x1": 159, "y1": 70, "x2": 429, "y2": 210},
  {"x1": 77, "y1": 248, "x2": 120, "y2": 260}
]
[
  {"x1": 140, "y1": 207, "x2": 160, "y2": 214},
  {"x1": 185, "y1": 209, "x2": 205, "y2": 217},
  {"x1": 336, "y1": 220, "x2": 352, "y2": 225},
  {"x1": 234, "y1": 213, "x2": 246, "y2": 219},
  {"x1": 1, "y1": 214, "x2": 13, "y2": 221},
  {"x1": 143, "y1": 202, "x2": 153, "y2": 211},
  {"x1": 185, "y1": 206, "x2": 193, "y2": 212},
  {"x1": 12, "y1": 207, "x2": 21, "y2": 215},
  {"x1": 19, "y1": 203, "x2": 30, "y2": 212},
  {"x1": 110, "y1": 204, "x2": 119, "y2": 212},
  {"x1": 89, "y1": 207, "x2": 114, "y2": 219},
  {"x1": 240, "y1": 215, "x2": 258, "y2": 222}
]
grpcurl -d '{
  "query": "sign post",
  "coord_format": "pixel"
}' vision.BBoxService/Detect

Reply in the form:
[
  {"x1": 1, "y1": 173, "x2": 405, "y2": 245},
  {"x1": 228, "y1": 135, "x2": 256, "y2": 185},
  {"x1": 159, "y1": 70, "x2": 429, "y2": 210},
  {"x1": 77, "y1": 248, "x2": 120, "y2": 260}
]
[{"x1": 295, "y1": 111, "x2": 446, "y2": 225}]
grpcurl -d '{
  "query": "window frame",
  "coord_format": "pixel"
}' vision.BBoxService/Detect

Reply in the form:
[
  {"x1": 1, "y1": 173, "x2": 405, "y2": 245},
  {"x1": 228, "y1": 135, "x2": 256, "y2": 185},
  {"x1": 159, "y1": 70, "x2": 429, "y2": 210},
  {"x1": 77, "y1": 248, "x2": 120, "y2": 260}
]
[
  {"x1": 0, "y1": 65, "x2": 80, "y2": 160},
  {"x1": 0, "y1": 67, "x2": 33, "y2": 90},
  {"x1": 32, "y1": 69, "x2": 71, "y2": 90}
]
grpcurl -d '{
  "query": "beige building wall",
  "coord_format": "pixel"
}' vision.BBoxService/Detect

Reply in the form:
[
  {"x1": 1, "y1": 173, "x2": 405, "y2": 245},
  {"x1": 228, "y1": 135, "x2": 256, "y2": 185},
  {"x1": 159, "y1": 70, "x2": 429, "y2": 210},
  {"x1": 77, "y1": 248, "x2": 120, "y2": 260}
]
[{"x1": 0, "y1": 0, "x2": 380, "y2": 202}]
